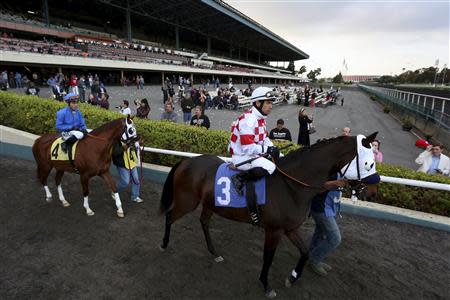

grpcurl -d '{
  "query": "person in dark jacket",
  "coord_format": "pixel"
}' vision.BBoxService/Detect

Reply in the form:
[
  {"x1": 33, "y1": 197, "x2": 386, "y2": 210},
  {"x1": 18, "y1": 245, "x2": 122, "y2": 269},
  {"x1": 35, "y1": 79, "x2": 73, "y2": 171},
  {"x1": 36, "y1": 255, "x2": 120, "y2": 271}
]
[
  {"x1": 190, "y1": 106, "x2": 210, "y2": 129},
  {"x1": 269, "y1": 119, "x2": 292, "y2": 141},
  {"x1": 111, "y1": 139, "x2": 143, "y2": 203},
  {"x1": 297, "y1": 108, "x2": 313, "y2": 147},
  {"x1": 181, "y1": 95, "x2": 195, "y2": 124},
  {"x1": 136, "y1": 98, "x2": 150, "y2": 119}
]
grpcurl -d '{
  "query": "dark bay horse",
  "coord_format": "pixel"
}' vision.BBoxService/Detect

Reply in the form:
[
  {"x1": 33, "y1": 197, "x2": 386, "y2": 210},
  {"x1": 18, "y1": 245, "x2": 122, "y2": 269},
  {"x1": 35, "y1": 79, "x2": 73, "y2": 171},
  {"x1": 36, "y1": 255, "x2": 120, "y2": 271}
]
[
  {"x1": 159, "y1": 132, "x2": 378, "y2": 298},
  {"x1": 32, "y1": 117, "x2": 137, "y2": 217}
]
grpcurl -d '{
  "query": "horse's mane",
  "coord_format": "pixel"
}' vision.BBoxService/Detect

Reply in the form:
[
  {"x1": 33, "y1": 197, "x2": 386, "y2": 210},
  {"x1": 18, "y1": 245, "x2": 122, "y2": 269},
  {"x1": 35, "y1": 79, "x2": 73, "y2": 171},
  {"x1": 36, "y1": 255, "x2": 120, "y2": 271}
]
[
  {"x1": 90, "y1": 118, "x2": 124, "y2": 135},
  {"x1": 283, "y1": 136, "x2": 348, "y2": 160}
]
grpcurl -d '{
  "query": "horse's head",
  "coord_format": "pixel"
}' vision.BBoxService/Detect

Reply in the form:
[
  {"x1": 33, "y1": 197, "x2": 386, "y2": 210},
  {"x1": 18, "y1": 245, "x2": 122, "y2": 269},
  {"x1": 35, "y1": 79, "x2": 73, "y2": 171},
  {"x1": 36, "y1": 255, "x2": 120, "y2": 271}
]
[
  {"x1": 121, "y1": 115, "x2": 138, "y2": 144},
  {"x1": 340, "y1": 132, "x2": 380, "y2": 199}
]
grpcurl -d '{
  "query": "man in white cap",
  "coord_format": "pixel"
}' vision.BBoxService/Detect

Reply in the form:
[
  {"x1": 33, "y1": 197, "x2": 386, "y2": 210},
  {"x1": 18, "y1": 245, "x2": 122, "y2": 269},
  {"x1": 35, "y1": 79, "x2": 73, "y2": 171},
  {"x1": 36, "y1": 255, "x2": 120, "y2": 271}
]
[{"x1": 228, "y1": 87, "x2": 280, "y2": 224}]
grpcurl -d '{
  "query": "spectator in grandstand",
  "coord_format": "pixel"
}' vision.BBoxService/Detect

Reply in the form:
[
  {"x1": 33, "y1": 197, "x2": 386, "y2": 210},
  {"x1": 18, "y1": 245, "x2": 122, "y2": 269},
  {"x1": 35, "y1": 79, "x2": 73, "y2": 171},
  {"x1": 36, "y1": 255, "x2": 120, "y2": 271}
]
[
  {"x1": 181, "y1": 94, "x2": 195, "y2": 124},
  {"x1": 304, "y1": 84, "x2": 310, "y2": 106},
  {"x1": 78, "y1": 75, "x2": 86, "y2": 102},
  {"x1": 213, "y1": 92, "x2": 225, "y2": 109},
  {"x1": 372, "y1": 139, "x2": 383, "y2": 163},
  {"x1": 297, "y1": 108, "x2": 313, "y2": 147},
  {"x1": 139, "y1": 75, "x2": 145, "y2": 89},
  {"x1": 415, "y1": 143, "x2": 449, "y2": 175},
  {"x1": 229, "y1": 94, "x2": 239, "y2": 110},
  {"x1": 190, "y1": 106, "x2": 210, "y2": 129},
  {"x1": 8, "y1": 71, "x2": 14, "y2": 89},
  {"x1": 135, "y1": 98, "x2": 150, "y2": 119},
  {"x1": 160, "y1": 103, "x2": 178, "y2": 123},
  {"x1": 269, "y1": 119, "x2": 292, "y2": 141},
  {"x1": 118, "y1": 100, "x2": 131, "y2": 115},
  {"x1": 205, "y1": 91, "x2": 213, "y2": 109},
  {"x1": 215, "y1": 77, "x2": 220, "y2": 88},
  {"x1": 161, "y1": 86, "x2": 169, "y2": 104},
  {"x1": 98, "y1": 93, "x2": 110, "y2": 110},
  {"x1": 341, "y1": 127, "x2": 351, "y2": 136},
  {"x1": 25, "y1": 82, "x2": 40, "y2": 96}
]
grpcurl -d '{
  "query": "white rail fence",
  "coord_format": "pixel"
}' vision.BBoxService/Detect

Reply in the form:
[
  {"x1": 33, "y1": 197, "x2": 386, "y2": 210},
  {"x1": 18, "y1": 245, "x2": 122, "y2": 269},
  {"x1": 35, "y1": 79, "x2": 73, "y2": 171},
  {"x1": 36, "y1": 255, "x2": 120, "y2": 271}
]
[{"x1": 141, "y1": 147, "x2": 450, "y2": 192}]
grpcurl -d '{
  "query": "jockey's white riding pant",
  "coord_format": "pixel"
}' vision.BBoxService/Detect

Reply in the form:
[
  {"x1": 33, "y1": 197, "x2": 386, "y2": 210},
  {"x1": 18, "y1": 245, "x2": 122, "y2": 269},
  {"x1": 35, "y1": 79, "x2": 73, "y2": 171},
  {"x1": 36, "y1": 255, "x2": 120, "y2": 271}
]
[
  {"x1": 62, "y1": 130, "x2": 85, "y2": 140},
  {"x1": 232, "y1": 155, "x2": 276, "y2": 174}
]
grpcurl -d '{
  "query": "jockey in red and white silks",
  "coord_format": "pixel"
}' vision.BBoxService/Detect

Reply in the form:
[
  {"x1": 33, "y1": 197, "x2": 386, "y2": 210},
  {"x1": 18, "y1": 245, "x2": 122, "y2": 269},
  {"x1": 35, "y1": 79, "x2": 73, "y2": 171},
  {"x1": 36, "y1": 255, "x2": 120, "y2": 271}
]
[{"x1": 229, "y1": 105, "x2": 276, "y2": 174}]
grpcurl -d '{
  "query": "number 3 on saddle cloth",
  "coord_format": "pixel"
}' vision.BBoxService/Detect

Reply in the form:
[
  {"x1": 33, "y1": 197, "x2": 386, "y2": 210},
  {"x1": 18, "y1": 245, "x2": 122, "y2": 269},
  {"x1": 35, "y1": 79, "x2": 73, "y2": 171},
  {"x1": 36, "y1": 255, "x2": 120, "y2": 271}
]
[{"x1": 214, "y1": 163, "x2": 266, "y2": 208}]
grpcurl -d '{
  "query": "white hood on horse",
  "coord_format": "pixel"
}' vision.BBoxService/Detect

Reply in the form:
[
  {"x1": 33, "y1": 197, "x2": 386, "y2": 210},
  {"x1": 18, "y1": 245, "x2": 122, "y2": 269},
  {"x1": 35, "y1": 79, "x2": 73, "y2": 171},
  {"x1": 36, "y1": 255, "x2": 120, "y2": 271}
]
[{"x1": 341, "y1": 134, "x2": 377, "y2": 181}]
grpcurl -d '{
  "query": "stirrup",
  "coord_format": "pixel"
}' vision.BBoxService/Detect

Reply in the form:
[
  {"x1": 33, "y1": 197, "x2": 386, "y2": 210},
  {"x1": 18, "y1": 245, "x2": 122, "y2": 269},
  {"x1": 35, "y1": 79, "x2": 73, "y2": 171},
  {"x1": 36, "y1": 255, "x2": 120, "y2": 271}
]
[{"x1": 231, "y1": 174, "x2": 245, "y2": 195}]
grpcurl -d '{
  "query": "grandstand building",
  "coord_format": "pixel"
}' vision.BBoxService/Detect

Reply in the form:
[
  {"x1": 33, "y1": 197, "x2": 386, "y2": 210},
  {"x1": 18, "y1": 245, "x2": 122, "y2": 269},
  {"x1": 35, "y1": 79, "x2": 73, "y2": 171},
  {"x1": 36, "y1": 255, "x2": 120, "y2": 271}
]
[
  {"x1": 343, "y1": 75, "x2": 380, "y2": 82},
  {"x1": 0, "y1": 0, "x2": 309, "y2": 85}
]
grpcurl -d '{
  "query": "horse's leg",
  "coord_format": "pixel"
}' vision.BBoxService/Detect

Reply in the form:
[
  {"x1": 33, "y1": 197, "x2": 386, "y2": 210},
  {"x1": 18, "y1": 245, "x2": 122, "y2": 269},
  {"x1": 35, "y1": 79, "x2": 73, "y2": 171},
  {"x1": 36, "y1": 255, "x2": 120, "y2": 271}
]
[
  {"x1": 100, "y1": 171, "x2": 124, "y2": 218},
  {"x1": 259, "y1": 229, "x2": 283, "y2": 299},
  {"x1": 38, "y1": 164, "x2": 53, "y2": 202},
  {"x1": 80, "y1": 175, "x2": 95, "y2": 216},
  {"x1": 160, "y1": 211, "x2": 172, "y2": 251},
  {"x1": 55, "y1": 170, "x2": 70, "y2": 207},
  {"x1": 200, "y1": 206, "x2": 223, "y2": 263},
  {"x1": 284, "y1": 229, "x2": 309, "y2": 288}
]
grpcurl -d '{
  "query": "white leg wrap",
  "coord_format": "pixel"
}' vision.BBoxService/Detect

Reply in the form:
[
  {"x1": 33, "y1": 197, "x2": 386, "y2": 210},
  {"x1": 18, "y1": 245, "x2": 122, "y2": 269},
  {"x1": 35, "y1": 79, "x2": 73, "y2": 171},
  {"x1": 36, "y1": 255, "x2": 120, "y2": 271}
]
[
  {"x1": 83, "y1": 196, "x2": 94, "y2": 215},
  {"x1": 57, "y1": 185, "x2": 65, "y2": 201},
  {"x1": 57, "y1": 185, "x2": 70, "y2": 207},
  {"x1": 114, "y1": 193, "x2": 123, "y2": 212},
  {"x1": 44, "y1": 186, "x2": 52, "y2": 198}
]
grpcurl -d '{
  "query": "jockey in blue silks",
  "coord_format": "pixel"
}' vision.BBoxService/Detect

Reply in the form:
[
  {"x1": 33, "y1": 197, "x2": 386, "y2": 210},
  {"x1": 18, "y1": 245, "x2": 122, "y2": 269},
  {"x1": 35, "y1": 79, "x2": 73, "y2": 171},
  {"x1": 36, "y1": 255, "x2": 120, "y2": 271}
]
[{"x1": 56, "y1": 93, "x2": 87, "y2": 153}]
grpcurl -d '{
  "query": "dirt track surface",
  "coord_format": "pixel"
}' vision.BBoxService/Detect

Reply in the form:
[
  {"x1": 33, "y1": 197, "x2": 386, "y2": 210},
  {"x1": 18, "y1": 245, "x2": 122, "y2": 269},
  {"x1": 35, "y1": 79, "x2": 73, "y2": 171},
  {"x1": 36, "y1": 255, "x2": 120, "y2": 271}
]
[{"x1": 1, "y1": 156, "x2": 449, "y2": 300}]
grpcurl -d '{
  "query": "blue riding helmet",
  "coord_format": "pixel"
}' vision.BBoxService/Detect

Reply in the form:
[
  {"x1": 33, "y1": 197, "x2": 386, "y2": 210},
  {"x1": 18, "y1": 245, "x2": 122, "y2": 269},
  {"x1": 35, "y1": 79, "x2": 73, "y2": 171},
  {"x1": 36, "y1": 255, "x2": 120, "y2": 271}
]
[{"x1": 64, "y1": 93, "x2": 79, "y2": 103}]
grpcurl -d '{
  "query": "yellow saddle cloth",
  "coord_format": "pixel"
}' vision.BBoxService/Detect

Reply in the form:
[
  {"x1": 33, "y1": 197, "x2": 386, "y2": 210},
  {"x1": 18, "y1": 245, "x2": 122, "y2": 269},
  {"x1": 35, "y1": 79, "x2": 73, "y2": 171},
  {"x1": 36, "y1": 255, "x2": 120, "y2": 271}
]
[{"x1": 50, "y1": 138, "x2": 79, "y2": 161}]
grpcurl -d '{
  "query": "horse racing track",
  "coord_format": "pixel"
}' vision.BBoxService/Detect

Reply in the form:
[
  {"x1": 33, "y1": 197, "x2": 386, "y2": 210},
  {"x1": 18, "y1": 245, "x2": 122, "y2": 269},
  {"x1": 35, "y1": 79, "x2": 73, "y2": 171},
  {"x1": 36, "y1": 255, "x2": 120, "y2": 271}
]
[{"x1": 1, "y1": 156, "x2": 448, "y2": 300}]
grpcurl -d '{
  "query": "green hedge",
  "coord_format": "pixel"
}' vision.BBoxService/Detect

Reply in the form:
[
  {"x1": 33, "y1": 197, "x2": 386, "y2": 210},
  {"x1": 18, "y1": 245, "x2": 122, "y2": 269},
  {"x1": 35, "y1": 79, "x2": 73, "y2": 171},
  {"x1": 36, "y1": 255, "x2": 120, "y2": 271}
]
[{"x1": 1, "y1": 91, "x2": 449, "y2": 217}]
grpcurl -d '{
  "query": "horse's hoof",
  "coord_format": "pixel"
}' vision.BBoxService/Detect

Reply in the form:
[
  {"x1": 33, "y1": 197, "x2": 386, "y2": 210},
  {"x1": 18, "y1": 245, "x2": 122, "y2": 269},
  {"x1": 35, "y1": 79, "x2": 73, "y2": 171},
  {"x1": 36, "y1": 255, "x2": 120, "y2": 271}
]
[
  {"x1": 86, "y1": 210, "x2": 95, "y2": 216},
  {"x1": 62, "y1": 201, "x2": 70, "y2": 207},
  {"x1": 46, "y1": 197, "x2": 52, "y2": 203},
  {"x1": 159, "y1": 245, "x2": 166, "y2": 252},
  {"x1": 117, "y1": 211, "x2": 125, "y2": 218},
  {"x1": 214, "y1": 256, "x2": 224, "y2": 263},
  {"x1": 265, "y1": 289, "x2": 277, "y2": 299}
]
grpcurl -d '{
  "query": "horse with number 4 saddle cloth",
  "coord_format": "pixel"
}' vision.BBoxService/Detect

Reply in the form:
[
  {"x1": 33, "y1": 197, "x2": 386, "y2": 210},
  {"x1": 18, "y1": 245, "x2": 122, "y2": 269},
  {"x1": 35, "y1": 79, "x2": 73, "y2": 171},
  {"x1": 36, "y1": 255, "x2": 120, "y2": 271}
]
[
  {"x1": 159, "y1": 133, "x2": 381, "y2": 298},
  {"x1": 32, "y1": 117, "x2": 139, "y2": 218}
]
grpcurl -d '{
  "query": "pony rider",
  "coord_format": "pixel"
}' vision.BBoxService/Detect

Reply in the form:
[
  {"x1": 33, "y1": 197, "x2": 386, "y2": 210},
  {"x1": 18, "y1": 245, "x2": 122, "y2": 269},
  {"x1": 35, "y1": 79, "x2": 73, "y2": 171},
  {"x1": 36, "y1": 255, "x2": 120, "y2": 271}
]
[
  {"x1": 229, "y1": 87, "x2": 280, "y2": 224},
  {"x1": 56, "y1": 93, "x2": 87, "y2": 156}
]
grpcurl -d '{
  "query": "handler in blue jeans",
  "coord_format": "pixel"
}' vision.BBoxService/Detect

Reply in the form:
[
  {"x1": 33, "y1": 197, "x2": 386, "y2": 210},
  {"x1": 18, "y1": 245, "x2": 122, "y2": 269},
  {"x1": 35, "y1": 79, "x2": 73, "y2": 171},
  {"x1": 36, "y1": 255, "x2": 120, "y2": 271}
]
[
  {"x1": 309, "y1": 174, "x2": 346, "y2": 276},
  {"x1": 112, "y1": 139, "x2": 143, "y2": 203}
]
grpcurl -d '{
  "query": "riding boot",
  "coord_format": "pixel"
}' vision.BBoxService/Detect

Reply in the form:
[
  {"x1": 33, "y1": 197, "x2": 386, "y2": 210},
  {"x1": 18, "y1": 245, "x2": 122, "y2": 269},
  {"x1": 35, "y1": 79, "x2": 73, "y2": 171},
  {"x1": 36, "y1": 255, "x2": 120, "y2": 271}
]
[
  {"x1": 61, "y1": 135, "x2": 77, "y2": 153},
  {"x1": 246, "y1": 181, "x2": 260, "y2": 225},
  {"x1": 64, "y1": 136, "x2": 79, "y2": 173}
]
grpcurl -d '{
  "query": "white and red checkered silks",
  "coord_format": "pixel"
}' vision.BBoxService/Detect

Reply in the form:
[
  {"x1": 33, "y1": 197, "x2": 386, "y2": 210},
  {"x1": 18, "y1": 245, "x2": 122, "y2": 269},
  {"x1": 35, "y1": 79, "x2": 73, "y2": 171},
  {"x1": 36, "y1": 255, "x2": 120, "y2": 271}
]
[{"x1": 228, "y1": 108, "x2": 276, "y2": 174}]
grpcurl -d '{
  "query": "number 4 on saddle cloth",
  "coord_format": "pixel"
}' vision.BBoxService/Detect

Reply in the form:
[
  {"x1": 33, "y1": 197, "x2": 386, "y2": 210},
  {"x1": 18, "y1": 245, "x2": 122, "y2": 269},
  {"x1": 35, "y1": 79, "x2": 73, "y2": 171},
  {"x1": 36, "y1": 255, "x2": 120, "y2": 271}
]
[
  {"x1": 50, "y1": 138, "x2": 79, "y2": 161},
  {"x1": 214, "y1": 163, "x2": 267, "y2": 208}
]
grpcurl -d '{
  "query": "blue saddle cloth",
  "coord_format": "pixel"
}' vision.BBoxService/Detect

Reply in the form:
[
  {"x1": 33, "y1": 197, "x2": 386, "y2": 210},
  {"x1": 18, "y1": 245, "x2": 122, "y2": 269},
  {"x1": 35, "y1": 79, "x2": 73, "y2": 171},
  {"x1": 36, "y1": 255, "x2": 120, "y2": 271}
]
[{"x1": 214, "y1": 163, "x2": 266, "y2": 208}]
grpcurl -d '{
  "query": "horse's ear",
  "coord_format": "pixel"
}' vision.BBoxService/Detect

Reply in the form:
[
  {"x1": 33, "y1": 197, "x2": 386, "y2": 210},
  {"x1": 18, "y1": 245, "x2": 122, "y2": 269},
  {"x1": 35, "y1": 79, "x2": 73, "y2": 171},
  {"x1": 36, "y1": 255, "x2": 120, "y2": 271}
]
[{"x1": 362, "y1": 132, "x2": 378, "y2": 148}]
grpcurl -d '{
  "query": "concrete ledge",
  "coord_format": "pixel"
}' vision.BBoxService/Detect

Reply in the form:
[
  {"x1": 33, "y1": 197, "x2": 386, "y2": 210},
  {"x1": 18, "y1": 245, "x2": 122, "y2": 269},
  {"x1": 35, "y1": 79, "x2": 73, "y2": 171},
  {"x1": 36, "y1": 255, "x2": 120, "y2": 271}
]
[{"x1": 1, "y1": 125, "x2": 449, "y2": 232}]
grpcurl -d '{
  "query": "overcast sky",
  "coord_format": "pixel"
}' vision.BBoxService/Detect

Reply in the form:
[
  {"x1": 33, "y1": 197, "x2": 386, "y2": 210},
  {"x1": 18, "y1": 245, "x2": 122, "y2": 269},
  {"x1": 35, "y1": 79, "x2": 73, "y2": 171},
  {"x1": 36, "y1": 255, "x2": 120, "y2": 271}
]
[{"x1": 225, "y1": 0, "x2": 449, "y2": 77}]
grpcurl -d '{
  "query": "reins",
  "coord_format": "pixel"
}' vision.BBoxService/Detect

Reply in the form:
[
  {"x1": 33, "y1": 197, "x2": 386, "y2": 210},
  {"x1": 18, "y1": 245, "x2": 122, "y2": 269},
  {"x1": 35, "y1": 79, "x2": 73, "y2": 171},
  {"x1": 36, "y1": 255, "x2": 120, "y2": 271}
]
[{"x1": 273, "y1": 159, "x2": 325, "y2": 191}]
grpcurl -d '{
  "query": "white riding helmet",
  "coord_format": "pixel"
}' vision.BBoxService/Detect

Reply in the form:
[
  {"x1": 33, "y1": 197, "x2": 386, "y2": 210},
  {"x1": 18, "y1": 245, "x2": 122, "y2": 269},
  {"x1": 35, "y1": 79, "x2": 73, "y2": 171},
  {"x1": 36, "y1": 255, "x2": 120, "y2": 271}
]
[{"x1": 250, "y1": 87, "x2": 277, "y2": 102}]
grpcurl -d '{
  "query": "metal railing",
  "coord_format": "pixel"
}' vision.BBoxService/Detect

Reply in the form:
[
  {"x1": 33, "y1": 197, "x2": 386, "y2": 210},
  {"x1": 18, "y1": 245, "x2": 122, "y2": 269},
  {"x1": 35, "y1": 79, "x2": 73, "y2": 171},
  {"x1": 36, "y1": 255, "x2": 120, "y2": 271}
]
[
  {"x1": 358, "y1": 84, "x2": 450, "y2": 130},
  {"x1": 141, "y1": 146, "x2": 450, "y2": 191}
]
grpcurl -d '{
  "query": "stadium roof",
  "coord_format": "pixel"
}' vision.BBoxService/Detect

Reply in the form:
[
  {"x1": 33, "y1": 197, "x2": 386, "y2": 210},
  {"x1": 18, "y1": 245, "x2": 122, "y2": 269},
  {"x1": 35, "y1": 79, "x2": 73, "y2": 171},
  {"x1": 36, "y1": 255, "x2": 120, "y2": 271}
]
[{"x1": 96, "y1": 0, "x2": 309, "y2": 62}]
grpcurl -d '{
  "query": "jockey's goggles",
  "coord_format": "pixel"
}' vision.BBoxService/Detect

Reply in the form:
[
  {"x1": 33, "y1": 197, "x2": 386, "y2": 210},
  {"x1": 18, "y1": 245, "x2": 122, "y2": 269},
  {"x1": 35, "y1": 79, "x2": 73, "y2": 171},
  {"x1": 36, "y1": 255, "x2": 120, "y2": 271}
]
[{"x1": 251, "y1": 91, "x2": 277, "y2": 102}]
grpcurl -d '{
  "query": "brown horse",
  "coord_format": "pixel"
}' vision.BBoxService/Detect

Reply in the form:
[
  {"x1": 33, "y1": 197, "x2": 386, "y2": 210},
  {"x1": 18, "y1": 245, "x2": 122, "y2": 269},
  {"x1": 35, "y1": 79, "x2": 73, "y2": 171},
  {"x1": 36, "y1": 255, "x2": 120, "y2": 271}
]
[
  {"x1": 159, "y1": 133, "x2": 379, "y2": 298},
  {"x1": 32, "y1": 117, "x2": 137, "y2": 217}
]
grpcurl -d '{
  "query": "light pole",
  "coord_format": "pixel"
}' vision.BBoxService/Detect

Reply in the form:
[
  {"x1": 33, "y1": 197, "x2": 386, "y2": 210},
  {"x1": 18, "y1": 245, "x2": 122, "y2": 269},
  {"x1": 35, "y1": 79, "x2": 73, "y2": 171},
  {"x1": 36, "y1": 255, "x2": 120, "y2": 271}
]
[
  {"x1": 433, "y1": 59, "x2": 439, "y2": 87},
  {"x1": 442, "y1": 64, "x2": 447, "y2": 86}
]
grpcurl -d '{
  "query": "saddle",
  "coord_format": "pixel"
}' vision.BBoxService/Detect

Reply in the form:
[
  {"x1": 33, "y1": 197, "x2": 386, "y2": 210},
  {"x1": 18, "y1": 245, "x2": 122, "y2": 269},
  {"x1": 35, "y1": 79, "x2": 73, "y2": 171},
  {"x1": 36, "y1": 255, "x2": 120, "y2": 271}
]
[
  {"x1": 50, "y1": 138, "x2": 79, "y2": 173},
  {"x1": 214, "y1": 163, "x2": 266, "y2": 225}
]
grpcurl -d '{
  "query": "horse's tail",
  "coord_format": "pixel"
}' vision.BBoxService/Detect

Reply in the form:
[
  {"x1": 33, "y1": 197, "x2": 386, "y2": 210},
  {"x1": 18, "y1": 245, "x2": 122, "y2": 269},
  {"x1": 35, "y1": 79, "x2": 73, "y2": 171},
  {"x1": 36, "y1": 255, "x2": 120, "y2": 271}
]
[{"x1": 160, "y1": 160, "x2": 182, "y2": 215}]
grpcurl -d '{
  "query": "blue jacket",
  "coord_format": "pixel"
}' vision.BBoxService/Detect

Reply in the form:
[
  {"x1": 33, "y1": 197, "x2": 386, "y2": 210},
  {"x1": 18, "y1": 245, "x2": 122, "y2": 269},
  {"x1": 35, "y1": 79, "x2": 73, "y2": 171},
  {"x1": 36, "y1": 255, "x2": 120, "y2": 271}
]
[
  {"x1": 56, "y1": 107, "x2": 86, "y2": 132},
  {"x1": 311, "y1": 174, "x2": 342, "y2": 217}
]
